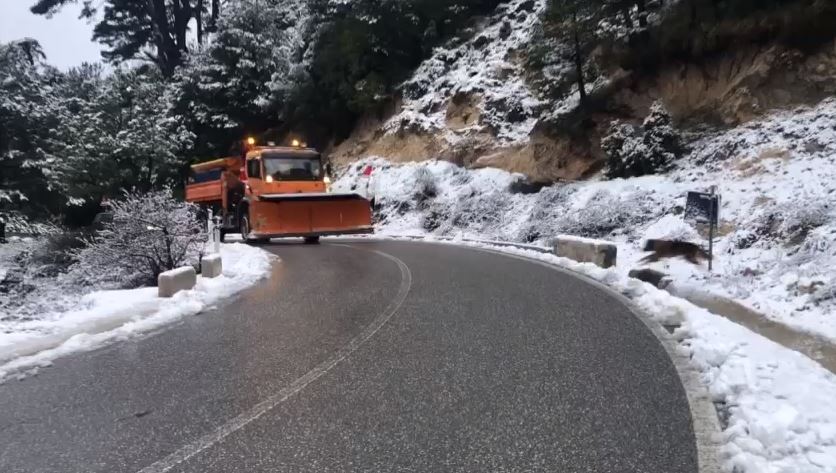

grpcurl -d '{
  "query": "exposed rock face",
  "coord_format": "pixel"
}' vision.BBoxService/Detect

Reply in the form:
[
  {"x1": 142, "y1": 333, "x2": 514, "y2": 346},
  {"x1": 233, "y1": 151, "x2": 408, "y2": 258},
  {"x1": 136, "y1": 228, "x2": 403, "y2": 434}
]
[{"x1": 619, "y1": 39, "x2": 836, "y2": 126}]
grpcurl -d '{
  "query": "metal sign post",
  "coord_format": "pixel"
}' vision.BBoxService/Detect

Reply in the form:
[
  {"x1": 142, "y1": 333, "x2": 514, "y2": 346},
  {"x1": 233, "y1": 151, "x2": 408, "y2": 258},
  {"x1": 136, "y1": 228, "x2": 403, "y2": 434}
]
[
  {"x1": 707, "y1": 186, "x2": 716, "y2": 272},
  {"x1": 685, "y1": 188, "x2": 721, "y2": 272}
]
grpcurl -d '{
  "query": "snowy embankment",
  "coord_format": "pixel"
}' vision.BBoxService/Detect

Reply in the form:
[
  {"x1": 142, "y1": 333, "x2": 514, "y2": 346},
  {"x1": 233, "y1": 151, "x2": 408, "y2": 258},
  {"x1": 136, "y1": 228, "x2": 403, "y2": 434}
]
[{"x1": 0, "y1": 243, "x2": 273, "y2": 381}]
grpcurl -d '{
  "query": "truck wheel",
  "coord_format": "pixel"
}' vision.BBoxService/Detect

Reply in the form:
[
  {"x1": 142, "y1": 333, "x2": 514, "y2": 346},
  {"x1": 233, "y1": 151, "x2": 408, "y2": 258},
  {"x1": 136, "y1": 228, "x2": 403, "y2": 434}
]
[
  {"x1": 304, "y1": 236, "x2": 320, "y2": 245},
  {"x1": 240, "y1": 214, "x2": 254, "y2": 242},
  {"x1": 219, "y1": 229, "x2": 227, "y2": 243},
  {"x1": 240, "y1": 214, "x2": 269, "y2": 245}
]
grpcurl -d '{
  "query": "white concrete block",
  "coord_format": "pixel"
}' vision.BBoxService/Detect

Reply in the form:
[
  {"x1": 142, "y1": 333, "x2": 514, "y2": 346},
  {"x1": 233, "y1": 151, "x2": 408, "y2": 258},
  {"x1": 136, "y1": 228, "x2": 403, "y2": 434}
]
[
  {"x1": 554, "y1": 235, "x2": 618, "y2": 269},
  {"x1": 201, "y1": 254, "x2": 223, "y2": 279},
  {"x1": 158, "y1": 266, "x2": 197, "y2": 298}
]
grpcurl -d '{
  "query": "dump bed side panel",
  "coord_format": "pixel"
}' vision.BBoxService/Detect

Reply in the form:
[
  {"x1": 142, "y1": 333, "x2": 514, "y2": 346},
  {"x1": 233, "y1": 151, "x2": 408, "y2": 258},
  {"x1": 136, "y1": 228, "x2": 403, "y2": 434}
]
[{"x1": 185, "y1": 181, "x2": 223, "y2": 204}]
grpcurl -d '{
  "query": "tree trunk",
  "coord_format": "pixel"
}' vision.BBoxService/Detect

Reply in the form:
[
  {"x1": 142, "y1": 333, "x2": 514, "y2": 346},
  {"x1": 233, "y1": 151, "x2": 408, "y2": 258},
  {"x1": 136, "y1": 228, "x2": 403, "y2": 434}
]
[
  {"x1": 620, "y1": 2, "x2": 634, "y2": 29},
  {"x1": 572, "y1": 11, "x2": 587, "y2": 105},
  {"x1": 147, "y1": 0, "x2": 180, "y2": 76},
  {"x1": 196, "y1": 0, "x2": 204, "y2": 46},
  {"x1": 209, "y1": 0, "x2": 220, "y2": 32},
  {"x1": 636, "y1": 0, "x2": 648, "y2": 28},
  {"x1": 173, "y1": 0, "x2": 191, "y2": 56}
]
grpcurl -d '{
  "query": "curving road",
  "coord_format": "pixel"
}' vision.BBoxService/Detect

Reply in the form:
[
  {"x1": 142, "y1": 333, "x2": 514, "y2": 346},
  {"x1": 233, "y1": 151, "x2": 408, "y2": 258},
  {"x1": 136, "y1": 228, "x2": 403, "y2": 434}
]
[{"x1": 0, "y1": 241, "x2": 698, "y2": 473}]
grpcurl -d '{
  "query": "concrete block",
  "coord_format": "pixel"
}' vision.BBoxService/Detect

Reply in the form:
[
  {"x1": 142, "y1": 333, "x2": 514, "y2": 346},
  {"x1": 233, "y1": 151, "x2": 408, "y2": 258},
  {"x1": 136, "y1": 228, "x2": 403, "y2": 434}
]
[
  {"x1": 158, "y1": 266, "x2": 196, "y2": 298},
  {"x1": 554, "y1": 235, "x2": 618, "y2": 269},
  {"x1": 201, "y1": 254, "x2": 223, "y2": 279},
  {"x1": 629, "y1": 268, "x2": 672, "y2": 289}
]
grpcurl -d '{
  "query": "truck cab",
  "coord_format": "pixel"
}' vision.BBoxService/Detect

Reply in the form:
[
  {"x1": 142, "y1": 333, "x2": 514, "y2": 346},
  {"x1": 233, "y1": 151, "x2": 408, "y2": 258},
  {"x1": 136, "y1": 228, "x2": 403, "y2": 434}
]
[{"x1": 243, "y1": 147, "x2": 328, "y2": 197}]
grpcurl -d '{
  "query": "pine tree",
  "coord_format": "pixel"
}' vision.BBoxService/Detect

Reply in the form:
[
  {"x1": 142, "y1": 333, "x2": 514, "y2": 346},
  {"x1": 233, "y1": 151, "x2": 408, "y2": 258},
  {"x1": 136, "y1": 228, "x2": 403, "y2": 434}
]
[
  {"x1": 30, "y1": 0, "x2": 221, "y2": 76},
  {"x1": 602, "y1": 101, "x2": 682, "y2": 178},
  {"x1": 546, "y1": 0, "x2": 603, "y2": 105},
  {"x1": 174, "y1": 0, "x2": 312, "y2": 154},
  {"x1": 50, "y1": 68, "x2": 194, "y2": 204},
  {"x1": 0, "y1": 39, "x2": 64, "y2": 217}
]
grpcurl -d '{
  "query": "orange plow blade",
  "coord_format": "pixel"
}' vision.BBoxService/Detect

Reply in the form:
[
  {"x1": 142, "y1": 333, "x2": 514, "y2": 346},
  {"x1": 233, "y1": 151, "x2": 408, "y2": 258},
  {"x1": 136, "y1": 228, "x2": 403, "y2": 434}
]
[{"x1": 249, "y1": 193, "x2": 374, "y2": 238}]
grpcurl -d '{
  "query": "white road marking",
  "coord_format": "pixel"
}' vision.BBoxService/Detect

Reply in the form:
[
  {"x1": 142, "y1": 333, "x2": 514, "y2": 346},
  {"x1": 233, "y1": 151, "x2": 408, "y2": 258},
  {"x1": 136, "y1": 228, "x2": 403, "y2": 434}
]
[{"x1": 137, "y1": 246, "x2": 412, "y2": 473}]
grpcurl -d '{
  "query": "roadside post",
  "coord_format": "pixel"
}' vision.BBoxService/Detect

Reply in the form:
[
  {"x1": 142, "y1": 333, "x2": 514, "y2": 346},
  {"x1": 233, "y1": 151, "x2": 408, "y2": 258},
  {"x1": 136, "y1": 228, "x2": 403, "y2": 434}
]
[
  {"x1": 213, "y1": 216, "x2": 222, "y2": 254},
  {"x1": 206, "y1": 208, "x2": 220, "y2": 254},
  {"x1": 0, "y1": 217, "x2": 5, "y2": 244},
  {"x1": 685, "y1": 187, "x2": 721, "y2": 271}
]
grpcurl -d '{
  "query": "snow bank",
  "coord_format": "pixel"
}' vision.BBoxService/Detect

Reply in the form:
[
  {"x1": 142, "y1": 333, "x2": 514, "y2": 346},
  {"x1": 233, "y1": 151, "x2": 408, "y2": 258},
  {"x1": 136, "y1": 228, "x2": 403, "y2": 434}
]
[
  {"x1": 336, "y1": 97, "x2": 836, "y2": 344},
  {"x1": 0, "y1": 243, "x2": 274, "y2": 382}
]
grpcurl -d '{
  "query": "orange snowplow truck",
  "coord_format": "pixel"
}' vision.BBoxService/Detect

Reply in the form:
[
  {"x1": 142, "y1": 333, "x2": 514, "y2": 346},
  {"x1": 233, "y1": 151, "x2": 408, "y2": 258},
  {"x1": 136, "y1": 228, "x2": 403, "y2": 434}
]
[{"x1": 185, "y1": 143, "x2": 373, "y2": 244}]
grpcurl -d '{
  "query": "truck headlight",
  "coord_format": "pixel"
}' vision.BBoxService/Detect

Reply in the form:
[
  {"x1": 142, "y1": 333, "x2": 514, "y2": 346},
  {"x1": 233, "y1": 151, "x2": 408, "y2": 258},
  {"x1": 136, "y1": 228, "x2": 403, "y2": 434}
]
[{"x1": 323, "y1": 176, "x2": 332, "y2": 185}]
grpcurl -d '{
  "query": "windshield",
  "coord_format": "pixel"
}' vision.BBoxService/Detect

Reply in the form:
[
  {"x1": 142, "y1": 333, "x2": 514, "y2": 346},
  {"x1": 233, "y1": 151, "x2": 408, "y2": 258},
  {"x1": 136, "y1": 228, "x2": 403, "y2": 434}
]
[{"x1": 262, "y1": 153, "x2": 322, "y2": 181}]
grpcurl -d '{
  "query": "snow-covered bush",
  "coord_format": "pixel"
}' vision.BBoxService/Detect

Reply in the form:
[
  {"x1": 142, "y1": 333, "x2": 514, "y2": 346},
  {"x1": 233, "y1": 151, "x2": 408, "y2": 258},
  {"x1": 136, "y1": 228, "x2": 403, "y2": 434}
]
[
  {"x1": 756, "y1": 200, "x2": 831, "y2": 245},
  {"x1": 603, "y1": 102, "x2": 683, "y2": 178},
  {"x1": 413, "y1": 167, "x2": 439, "y2": 203},
  {"x1": 0, "y1": 212, "x2": 59, "y2": 235},
  {"x1": 448, "y1": 191, "x2": 513, "y2": 235},
  {"x1": 516, "y1": 185, "x2": 577, "y2": 242},
  {"x1": 71, "y1": 190, "x2": 207, "y2": 288},
  {"x1": 560, "y1": 189, "x2": 662, "y2": 239}
]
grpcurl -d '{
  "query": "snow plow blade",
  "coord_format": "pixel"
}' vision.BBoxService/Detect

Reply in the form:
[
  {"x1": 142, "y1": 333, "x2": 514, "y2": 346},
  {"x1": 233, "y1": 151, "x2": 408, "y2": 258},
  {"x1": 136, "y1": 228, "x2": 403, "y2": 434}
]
[{"x1": 248, "y1": 193, "x2": 374, "y2": 238}]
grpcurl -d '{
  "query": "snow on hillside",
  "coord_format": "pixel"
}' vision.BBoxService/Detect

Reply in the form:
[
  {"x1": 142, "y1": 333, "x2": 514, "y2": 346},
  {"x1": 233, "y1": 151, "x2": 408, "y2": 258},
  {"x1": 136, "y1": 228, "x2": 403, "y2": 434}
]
[
  {"x1": 335, "y1": 97, "x2": 836, "y2": 344},
  {"x1": 0, "y1": 244, "x2": 274, "y2": 382},
  {"x1": 385, "y1": 0, "x2": 547, "y2": 144}
]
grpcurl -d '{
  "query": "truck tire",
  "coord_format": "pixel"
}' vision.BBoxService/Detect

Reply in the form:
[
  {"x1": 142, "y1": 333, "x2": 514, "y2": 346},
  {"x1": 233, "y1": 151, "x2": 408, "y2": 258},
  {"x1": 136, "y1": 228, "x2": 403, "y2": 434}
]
[
  {"x1": 304, "y1": 236, "x2": 321, "y2": 245},
  {"x1": 240, "y1": 213, "x2": 268, "y2": 245}
]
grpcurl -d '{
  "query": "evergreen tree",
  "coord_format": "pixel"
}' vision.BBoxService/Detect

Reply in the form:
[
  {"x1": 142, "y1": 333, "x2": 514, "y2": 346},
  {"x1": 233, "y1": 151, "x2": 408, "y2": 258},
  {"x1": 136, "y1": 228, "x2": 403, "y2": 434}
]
[
  {"x1": 546, "y1": 0, "x2": 603, "y2": 105},
  {"x1": 50, "y1": 68, "x2": 194, "y2": 204},
  {"x1": 0, "y1": 39, "x2": 64, "y2": 217},
  {"x1": 30, "y1": 0, "x2": 219, "y2": 75},
  {"x1": 174, "y1": 0, "x2": 312, "y2": 156}
]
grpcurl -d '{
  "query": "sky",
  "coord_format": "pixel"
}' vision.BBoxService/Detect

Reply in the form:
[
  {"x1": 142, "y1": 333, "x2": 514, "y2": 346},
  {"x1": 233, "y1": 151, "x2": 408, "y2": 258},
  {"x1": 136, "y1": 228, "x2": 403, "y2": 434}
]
[{"x1": 0, "y1": 0, "x2": 103, "y2": 70}]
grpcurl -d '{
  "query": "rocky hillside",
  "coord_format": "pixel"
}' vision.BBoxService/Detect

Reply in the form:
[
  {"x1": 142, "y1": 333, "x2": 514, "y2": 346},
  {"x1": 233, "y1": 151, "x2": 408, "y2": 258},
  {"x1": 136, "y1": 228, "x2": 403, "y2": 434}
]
[{"x1": 328, "y1": 0, "x2": 836, "y2": 183}]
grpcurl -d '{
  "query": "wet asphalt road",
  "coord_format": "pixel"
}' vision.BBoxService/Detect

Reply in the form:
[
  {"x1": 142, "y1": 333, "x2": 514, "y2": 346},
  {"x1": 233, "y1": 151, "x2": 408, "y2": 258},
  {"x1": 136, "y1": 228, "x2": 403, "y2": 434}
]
[{"x1": 0, "y1": 241, "x2": 698, "y2": 473}]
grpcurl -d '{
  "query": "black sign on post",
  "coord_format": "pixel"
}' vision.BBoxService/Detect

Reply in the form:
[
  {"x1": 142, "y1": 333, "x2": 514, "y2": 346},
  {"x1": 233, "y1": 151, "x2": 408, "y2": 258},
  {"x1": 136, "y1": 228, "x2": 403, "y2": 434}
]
[
  {"x1": 685, "y1": 189, "x2": 721, "y2": 271},
  {"x1": 685, "y1": 191, "x2": 720, "y2": 224}
]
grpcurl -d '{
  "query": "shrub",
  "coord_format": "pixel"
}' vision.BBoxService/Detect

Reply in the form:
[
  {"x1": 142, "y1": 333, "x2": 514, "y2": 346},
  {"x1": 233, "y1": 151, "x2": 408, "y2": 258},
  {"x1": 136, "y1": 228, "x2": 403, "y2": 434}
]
[
  {"x1": 71, "y1": 190, "x2": 208, "y2": 288},
  {"x1": 604, "y1": 101, "x2": 683, "y2": 178},
  {"x1": 560, "y1": 189, "x2": 662, "y2": 238},
  {"x1": 413, "y1": 167, "x2": 439, "y2": 203}
]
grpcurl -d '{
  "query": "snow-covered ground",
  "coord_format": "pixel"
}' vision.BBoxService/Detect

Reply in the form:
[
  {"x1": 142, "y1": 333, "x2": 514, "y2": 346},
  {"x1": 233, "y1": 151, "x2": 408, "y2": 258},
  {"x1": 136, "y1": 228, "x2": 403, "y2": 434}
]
[
  {"x1": 336, "y1": 97, "x2": 836, "y2": 345},
  {"x1": 385, "y1": 0, "x2": 547, "y2": 144},
  {"x1": 0, "y1": 243, "x2": 273, "y2": 382}
]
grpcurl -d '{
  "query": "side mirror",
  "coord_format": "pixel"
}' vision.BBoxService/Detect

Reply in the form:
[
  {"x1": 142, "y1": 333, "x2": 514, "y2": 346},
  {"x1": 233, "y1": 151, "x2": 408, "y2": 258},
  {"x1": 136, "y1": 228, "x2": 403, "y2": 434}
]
[{"x1": 325, "y1": 163, "x2": 334, "y2": 176}]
